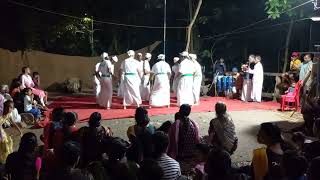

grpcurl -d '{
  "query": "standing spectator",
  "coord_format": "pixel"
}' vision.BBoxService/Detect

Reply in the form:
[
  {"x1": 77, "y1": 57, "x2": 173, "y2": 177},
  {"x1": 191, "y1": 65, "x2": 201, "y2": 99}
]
[
  {"x1": 289, "y1": 52, "x2": 302, "y2": 74},
  {"x1": 214, "y1": 58, "x2": 226, "y2": 76},
  {"x1": 5, "y1": 132, "x2": 41, "y2": 180},
  {"x1": 251, "y1": 123, "x2": 284, "y2": 180},
  {"x1": 209, "y1": 102, "x2": 237, "y2": 154},
  {"x1": 152, "y1": 131, "x2": 181, "y2": 180},
  {"x1": 168, "y1": 104, "x2": 200, "y2": 159},
  {"x1": 299, "y1": 54, "x2": 313, "y2": 81}
]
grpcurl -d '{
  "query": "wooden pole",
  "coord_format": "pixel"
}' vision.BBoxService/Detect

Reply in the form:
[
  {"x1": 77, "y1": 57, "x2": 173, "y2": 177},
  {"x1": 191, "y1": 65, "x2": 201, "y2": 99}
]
[{"x1": 185, "y1": 0, "x2": 202, "y2": 52}]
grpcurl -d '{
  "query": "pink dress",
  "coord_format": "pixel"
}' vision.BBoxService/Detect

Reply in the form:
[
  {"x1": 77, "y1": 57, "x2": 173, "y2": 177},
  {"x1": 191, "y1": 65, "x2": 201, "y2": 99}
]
[{"x1": 21, "y1": 74, "x2": 46, "y2": 99}]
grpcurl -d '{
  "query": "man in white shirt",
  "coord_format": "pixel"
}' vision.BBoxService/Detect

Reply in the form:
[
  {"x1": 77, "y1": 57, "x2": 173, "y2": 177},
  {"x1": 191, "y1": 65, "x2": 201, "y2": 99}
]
[
  {"x1": 121, "y1": 50, "x2": 143, "y2": 109},
  {"x1": 189, "y1": 54, "x2": 202, "y2": 105},
  {"x1": 140, "y1": 53, "x2": 152, "y2": 101},
  {"x1": 177, "y1": 51, "x2": 195, "y2": 106},
  {"x1": 149, "y1": 54, "x2": 171, "y2": 108},
  {"x1": 94, "y1": 52, "x2": 108, "y2": 101},
  {"x1": 248, "y1": 55, "x2": 264, "y2": 102}
]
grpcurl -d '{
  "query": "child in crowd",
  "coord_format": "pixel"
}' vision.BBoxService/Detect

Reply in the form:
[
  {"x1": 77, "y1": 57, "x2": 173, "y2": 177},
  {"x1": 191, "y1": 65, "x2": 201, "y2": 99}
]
[
  {"x1": 32, "y1": 72, "x2": 41, "y2": 88},
  {"x1": 1, "y1": 85, "x2": 12, "y2": 101},
  {"x1": 24, "y1": 88, "x2": 41, "y2": 121},
  {"x1": 285, "y1": 82, "x2": 296, "y2": 94},
  {"x1": 157, "y1": 120, "x2": 172, "y2": 134}
]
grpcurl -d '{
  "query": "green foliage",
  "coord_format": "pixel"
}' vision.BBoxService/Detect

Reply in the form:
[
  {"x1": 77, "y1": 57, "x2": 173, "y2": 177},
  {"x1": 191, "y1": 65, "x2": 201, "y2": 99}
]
[
  {"x1": 200, "y1": 49, "x2": 212, "y2": 58},
  {"x1": 265, "y1": 0, "x2": 308, "y2": 19}
]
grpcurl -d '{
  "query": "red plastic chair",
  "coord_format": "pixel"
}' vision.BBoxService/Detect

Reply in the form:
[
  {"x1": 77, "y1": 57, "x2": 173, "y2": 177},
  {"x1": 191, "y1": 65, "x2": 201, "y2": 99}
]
[{"x1": 280, "y1": 80, "x2": 302, "y2": 111}]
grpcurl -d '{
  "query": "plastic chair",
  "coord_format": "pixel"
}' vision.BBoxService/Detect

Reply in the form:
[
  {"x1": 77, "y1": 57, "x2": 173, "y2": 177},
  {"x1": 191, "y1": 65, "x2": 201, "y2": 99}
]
[{"x1": 280, "y1": 81, "x2": 302, "y2": 111}]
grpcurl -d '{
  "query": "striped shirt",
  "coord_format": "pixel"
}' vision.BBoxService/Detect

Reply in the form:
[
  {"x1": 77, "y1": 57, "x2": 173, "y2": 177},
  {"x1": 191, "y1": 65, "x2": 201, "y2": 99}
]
[{"x1": 157, "y1": 154, "x2": 181, "y2": 180}]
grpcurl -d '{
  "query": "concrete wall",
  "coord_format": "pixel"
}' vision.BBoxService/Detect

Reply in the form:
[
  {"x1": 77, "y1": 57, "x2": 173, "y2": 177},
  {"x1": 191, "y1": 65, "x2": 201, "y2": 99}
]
[{"x1": 0, "y1": 41, "x2": 160, "y2": 90}]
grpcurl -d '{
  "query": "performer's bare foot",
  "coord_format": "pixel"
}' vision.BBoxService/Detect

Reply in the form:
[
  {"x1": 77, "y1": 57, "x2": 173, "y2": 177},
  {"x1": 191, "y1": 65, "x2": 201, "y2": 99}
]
[
  {"x1": 107, "y1": 107, "x2": 111, "y2": 110},
  {"x1": 167, "y1": 105, "x2": 170, "y2": 108},
  {"x1": 123, "y1": 106, "x2": 126, "y2": 109},
  {"x1": 149, "y1": 106, "x2": 152, "y2": 109}
]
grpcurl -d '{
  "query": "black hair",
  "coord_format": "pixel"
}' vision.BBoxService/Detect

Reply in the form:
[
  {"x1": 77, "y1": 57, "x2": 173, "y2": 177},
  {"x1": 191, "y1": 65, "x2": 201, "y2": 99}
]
[
  {"x1": 174, "y1": 112, "x2": 181, "y2": 121},
  {"x1": 196, "y1": 143, "x2": 211, "y2": 155},
  {"x1": 18, "y1": 132, "x2": 38, "y2": 154},
  {"x1": 51, "y1": 107, "x2": 65, "y2": 122},
  {"x1": 206, "y1": 148, "x2": 232, "y2": 178},
  {"x1": 308, "y1": 157, "x2": 320, "y2": 180},
  {"x1": 32, "y1": 72, "x2": 39, "y2": 77},
  {"x1": 62, "y1": 141, "x2": 81, "y2": 167},
  {"x1": 135, "y1": 107, "x2": 150, "y2": 127},
  {"x1": 22, "y1": 66, "x2": 28, "y2": 74},
  {"x1": 157, "y1": 121, "x2": 172, "y2": 133},
  {"x1": 3, "y1": 100, "x2": 14, "y2": 116},
  {"x1": 152, "y1": 131, "x2": 169, "y2": 158},
  {"x1": 179, "y1": 104, "x2": 191, "y2": 118},
  {"x1": 89, "y1": 112, "x2": 102, "y2": 127},
  {"x1": 24, "y1": 87, "x2": 32, "y2": 94},
  {"x1": 291, "y1": 132, "x2": 306, "y2": 144},
  {"x1": 103, "y1": 137, "x2": 129, "y2": 161},
  {"x1": 260, "y1": 122, "x2": 282, "y2": 144},
  {"x1": 63, "y1": 112, "x2": 77, "y2": 127},
  {"x1": 139, "y1": 159, "x2": 164, "y2": 180},
  {"x1": 283, "y1": 150, "x2": 308, "y2": 178}
]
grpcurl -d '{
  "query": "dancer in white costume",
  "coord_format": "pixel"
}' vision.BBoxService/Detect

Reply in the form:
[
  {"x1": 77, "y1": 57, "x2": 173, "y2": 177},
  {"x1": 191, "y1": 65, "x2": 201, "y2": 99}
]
[
  {"x1": 177, "y1": 51, "x2": 195, "y2": 106},
  {"x1": 94, "y1": 52, "x2": 108, "y2": 101},
  {"x1": 248, "y1": 55, "x2": 264, "y2": 102},
  {"x1": 171, "y1": 57, "x2": 180, "y2": 95},
  {"x1": 96, "y1": 55, "x2": 115, "y2": 109},
  {"x1": 149, "y1": 54, "x2": 171, "y2": 108},
  {"x1": 241, "y1": 55, "x2": 255, "y2": 102},
  {"x1": 189, "y1": 54, "x2": 202, "y2": 105},
  {"x1": 139, "y1": 53, "x2": 152, "y2": 101},
  {"x1": 121, "y1": 50, "x2": 143, "y2": 109}
]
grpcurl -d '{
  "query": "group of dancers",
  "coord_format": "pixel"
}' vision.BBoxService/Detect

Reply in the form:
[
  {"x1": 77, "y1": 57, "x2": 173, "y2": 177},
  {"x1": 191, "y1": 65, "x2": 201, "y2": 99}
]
[{"x1": 93, "y1": 50, "x2": 202, "y2": 109}]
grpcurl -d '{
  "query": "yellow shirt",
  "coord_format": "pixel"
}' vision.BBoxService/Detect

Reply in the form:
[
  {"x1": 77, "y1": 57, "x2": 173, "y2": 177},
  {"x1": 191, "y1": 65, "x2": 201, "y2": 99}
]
[
  {"x1": 0, "y1": 115, "x2": 13, "y2": 164},
  {"x1": 290, "y1": 59, "x2": 302, "y2": 71}
]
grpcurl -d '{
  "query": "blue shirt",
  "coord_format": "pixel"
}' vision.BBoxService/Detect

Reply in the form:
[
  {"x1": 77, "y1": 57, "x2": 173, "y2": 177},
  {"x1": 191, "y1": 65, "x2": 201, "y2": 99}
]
[{"x1": 299, "y1": 61, "x2": 313, "y2": 81}]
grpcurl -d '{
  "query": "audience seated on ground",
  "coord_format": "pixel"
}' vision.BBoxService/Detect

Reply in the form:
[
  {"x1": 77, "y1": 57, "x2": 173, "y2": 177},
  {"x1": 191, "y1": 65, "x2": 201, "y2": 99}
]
[
  {"x1": 168, "y1": 104, "x2": 200, "y2": 160},
  {"x1": 308, "y1": 157, "x2": 320, "y2": 180},
  {"x1": 23, "y1": 88, "x2": 42, "y2": 121},
  {"x1": 209, "y1": 101, "x2": 237, "y2": 154},
  {"x1": 282, "y1": 150, "x2": 308, "y2": 180}
]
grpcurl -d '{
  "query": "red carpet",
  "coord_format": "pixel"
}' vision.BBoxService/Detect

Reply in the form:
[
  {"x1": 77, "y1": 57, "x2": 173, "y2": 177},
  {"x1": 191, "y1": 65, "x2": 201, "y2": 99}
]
[{"x1": 47, "y1": 95, "x2": 279, "y2": 122}]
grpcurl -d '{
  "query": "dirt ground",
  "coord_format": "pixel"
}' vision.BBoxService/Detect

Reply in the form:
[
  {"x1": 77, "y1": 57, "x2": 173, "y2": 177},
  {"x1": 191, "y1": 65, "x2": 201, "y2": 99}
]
[{"x1": 8, "y1": 109, "x2": 303, "y2": 165}]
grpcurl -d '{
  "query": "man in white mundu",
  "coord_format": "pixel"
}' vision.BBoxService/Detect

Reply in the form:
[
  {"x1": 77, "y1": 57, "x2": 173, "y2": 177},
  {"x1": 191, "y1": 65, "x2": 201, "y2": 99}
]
[
  {"x1": 149, "y1": 54, "x2": 171, "y2": 108},
  {"x1": 121, "y1": 50, "x2": 142, "y2": 109},
  {"x1": 177, "y1": 51, "x2": 195, "y2": 106},
  {"x1": 171, "y1": 57, "x2": 180, "y2": 95},
  {"x1": 96, "y1": 54, "x2": 114, "y2": 109},
  {"x1": 189, "y1": 54, "x2": 202, "y2": 105},
  {"x1": 94, "y1": 52, "x2": 108, "y2": 100},
  {"x1": 248, "y1": 55, "x2": 264, "y2": 102},
  {"x1": 241, "y1": 55, "x2": 255, "y2": 102},
  {"x1": 139, "y1": 53, "x2": 152, "y2": 101}
]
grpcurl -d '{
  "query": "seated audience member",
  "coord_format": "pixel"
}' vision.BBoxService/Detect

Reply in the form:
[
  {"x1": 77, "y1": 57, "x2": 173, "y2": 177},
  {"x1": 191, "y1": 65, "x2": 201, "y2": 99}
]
[
  {"x1": 250, "y1": 122, "x2": 284, "y2": 180},
  {"x1": 139, "y1": 159, "x2": 164, "y2": 180},
  {"x1": 127, "y1": 107, "x2": 154, "y2": 163},
  {"x1": 53, "y1": 112, "x2": 79, "y2": 162},
  {"x1": 289, "y1": 52, "x2": 302, "y2": 74},
  {"x1": 152, "y1": 131, "x2": 181, "y2": 180},
  {"x1": 205, "y1": 149, "x2": 248, "y2": 180},
  {"x1": 291, "y1": 132, "x2": 308, "y2": 154},
  {"x1": 47, "y1": 141, "x2": 84, "y2": 180},
  {"x1": 5, "y1": 132, "x2": 42, "y2": 180},
  {"x1": 192, "y1": 143, "x2": 211, "y2": 180},
  {"x1": 32, "y1": 72, "x2": 41, "y2": 88},
  {"x1": 24, "y1": 88, "x2": 41, "y2": 121},
  {"x1": 1, "y1": 85, "x2": 12, "y2": 101},
  {"x1": 209, "y1": 102, "x2": 237, "y2": 154},
  {"x1": 0, "y1": 101, "x2": 22, "y2": 164},
  {"x1": 10, "y1": 82, "x2": 25, "y2": 113},
  {"x1": 102, "y1": 137, "x2": 136, "y2": 180},
  {"x1": 308, "y1": 157, "x2": 320, "y2": 180},
  {"x1": 81, "y1": 112, "x2": 110, "y2": 167},
  {"x1": 285, "y1": 82, "x2": 296, "y2": 94},
  {"x1": 301, "y1": 97, "x2": 320, "y2": 136},
  {"x1": 282, "y1": 150, "x2": 308, "y2": 180},
  {"x1": 20, "y1": 67, "x2": 47, "y2": 106},
  {"x1": 304, "y1": 118, "x2": 320, "y2": 161},
  {"x1": 0, "y1": 94, "x2": 4, "y2": 116},
  {"x1": 168, "y1": 104, "x2": 200, "y2": 159},
  {"x1": 157, "y1": 120, "x2": 172, "y2": 134}
]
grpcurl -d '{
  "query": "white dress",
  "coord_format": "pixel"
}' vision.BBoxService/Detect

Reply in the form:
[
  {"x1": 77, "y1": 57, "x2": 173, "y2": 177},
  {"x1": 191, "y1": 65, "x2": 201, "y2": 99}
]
[
  {"x1": 97, "y1": 60, "x2": 113, "y2": 108},
  {"x1": 177, "y1": 59, "x2": 195, "y2": 106},
  {"x1": 172, "y1": 64, "x2": 179, "y2": 94},
  {"x1": 140, "y1": 61, "x2": 151, "y2": 101},
  {"x1": 249, "y1": 62, "x2": 264, "y2": 102},
  {"x1": 93, "y1": 62, "x2": 101, "y2": 98},
  {"x1": 150, "y1": 61, "x2": 171, "y2": 107},
  {"x1": 193, "y1": 61, "x2": 202, "y2": 105},
  {"x1": 121, "y1": 57, "x2": 142, "y2": 106}
]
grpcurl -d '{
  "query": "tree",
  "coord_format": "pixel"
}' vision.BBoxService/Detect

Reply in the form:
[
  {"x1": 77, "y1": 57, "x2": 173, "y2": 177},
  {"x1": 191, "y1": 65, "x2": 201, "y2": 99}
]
[{"x1": 186, "y1": 0, "x2": 202, "y2": 52}]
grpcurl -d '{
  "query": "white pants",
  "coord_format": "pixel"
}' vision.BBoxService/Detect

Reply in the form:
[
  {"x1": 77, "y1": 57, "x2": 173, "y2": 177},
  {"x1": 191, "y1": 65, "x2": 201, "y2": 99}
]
[
  {"x1": 97, "y1": 77, "x2": 113, "y2": 108},
  {"x1": 193, "y1": 76, "x2": 202, "y2": 105},
  {"x1": 252, "y1": 80, "x2": 263, "y2": 102},
  {"x1": 140, "y1": 75, "x2": 150, "y2": 101},
  {"x1": 93, "y1": 76, "x2": 101, "y2": 98},
  {"x1": 241, "y1": 79, "x2": 252, "y2": 102},
  {"x1": 123, "y1": 75, "x2": 142, "y2": 106},
  {"x1": 177, "y1": 76, "x2": 194, "y2": 106},
  {"x1": 150, "y1": 74, "x2": 170, "y2": 107}
]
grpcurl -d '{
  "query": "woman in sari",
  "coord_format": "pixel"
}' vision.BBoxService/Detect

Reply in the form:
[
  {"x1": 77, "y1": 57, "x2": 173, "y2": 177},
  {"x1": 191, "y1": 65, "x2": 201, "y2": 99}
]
[
  {"x1": 20, "y1": 67, "x2": 47, "y2": 107},
  {"x1": 168, "y1": 104, "x2": 200, "y2": 160}
]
